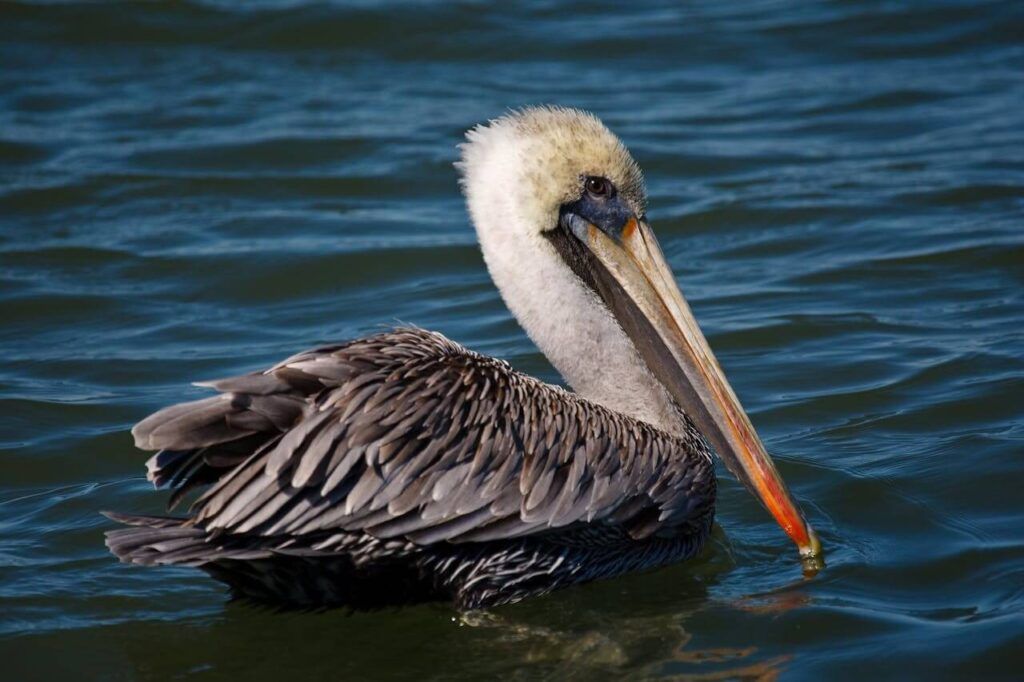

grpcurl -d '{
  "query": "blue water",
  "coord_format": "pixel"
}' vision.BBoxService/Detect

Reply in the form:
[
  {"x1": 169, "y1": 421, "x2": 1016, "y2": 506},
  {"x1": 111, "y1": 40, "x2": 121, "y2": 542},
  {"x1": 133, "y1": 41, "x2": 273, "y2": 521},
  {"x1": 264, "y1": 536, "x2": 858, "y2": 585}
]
[{"x1": 1, "y1": 1, "x2": 1022, "y2": 679}]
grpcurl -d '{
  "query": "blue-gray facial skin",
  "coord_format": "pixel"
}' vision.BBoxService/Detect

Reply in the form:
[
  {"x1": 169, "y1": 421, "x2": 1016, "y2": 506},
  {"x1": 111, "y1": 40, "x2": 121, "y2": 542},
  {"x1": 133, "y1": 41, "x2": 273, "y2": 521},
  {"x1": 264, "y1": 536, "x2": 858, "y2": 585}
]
[{"x1": 561, "y1": 176, "x2": 637, "y2": 240}]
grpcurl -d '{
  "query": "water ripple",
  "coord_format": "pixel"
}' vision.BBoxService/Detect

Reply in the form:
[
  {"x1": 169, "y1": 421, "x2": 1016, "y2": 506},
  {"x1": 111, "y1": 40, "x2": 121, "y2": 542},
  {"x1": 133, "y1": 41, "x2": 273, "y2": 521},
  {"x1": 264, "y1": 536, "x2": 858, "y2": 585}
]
[{"x1": 1, "y1": 0, "x2": 1023, "y2": 678}]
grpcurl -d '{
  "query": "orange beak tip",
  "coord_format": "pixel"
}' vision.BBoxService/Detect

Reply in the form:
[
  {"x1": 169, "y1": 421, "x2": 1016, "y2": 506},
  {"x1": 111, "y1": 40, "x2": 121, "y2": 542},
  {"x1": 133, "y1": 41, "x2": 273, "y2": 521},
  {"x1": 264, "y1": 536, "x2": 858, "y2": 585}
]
[{"x1": 798, "y1": 525, "x2": 825, "y2": 575}]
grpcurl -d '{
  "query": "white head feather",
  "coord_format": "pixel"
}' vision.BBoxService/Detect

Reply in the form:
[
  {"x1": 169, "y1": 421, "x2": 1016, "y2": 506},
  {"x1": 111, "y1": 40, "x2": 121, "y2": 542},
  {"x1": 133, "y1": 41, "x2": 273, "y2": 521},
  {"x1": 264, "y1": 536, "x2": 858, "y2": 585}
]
[{"x1": 458, "y1": 106, "x2": 683, "y2": 436}]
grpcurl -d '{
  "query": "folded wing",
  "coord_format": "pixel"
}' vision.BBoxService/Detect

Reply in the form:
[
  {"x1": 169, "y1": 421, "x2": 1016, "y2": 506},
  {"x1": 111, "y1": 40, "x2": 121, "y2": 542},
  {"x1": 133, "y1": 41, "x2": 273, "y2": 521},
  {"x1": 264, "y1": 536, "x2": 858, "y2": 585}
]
[{"x1": 132, "y1": 328, "x2": 712, "y2": 552}]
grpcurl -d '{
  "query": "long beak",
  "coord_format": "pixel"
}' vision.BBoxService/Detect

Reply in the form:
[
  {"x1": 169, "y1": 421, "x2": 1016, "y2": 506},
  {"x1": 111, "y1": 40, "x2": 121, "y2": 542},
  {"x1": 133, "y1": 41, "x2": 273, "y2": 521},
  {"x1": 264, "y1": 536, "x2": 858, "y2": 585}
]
[{"x1": 562, "y1": 213, "x2": 822, "y2": 565}]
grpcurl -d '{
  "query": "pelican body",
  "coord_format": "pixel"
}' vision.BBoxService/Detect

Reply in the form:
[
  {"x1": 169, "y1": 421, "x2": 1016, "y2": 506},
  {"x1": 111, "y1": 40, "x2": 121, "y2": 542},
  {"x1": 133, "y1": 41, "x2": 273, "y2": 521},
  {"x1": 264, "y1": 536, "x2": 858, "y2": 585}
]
[{"x1": 106, "y1": 107, "x2": 820, "y2": 610}]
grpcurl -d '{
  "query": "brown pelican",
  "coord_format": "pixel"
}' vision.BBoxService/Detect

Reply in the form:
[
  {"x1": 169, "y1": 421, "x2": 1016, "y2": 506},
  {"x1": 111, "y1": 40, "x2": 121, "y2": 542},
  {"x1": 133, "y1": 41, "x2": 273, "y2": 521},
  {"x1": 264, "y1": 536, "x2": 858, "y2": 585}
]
[{"x1": 106, "y1": 106, "x2": 821, "y2": 610}]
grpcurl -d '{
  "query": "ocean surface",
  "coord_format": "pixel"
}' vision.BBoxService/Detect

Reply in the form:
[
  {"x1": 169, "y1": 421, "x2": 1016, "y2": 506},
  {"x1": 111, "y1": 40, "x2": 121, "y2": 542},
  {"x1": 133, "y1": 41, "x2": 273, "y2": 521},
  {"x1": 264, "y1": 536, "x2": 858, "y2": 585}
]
[{"x1": 1, "y1": 1, "x2": 1022, "y2": 679}]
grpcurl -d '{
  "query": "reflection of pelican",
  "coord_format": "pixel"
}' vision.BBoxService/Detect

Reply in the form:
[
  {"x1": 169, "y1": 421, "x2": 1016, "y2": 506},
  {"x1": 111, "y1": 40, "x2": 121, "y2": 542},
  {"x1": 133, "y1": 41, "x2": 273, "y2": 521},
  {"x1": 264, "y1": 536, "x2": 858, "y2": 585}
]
[{"x1": 106, "y1": 107, "x2": 820, "y2": 610}]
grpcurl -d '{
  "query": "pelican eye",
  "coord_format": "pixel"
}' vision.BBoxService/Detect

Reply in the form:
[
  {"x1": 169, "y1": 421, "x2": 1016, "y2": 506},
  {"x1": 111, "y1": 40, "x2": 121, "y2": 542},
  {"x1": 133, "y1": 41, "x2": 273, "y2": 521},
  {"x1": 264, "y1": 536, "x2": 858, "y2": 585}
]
[{"x1": 584, "y1": 176, "x2": 614, "y2": 199}]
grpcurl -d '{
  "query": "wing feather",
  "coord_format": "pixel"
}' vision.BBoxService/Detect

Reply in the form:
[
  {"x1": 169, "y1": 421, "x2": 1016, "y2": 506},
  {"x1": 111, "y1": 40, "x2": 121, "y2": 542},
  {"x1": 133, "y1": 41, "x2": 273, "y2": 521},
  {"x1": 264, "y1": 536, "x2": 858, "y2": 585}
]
[{"x1": 131, "y1": 328, "x2": 713, "y2": 552}]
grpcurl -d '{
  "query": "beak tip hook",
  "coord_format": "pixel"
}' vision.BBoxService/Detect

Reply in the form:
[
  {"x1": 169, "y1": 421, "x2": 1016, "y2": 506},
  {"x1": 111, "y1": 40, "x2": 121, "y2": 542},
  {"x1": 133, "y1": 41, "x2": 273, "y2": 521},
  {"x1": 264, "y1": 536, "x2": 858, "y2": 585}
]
[{"x1": 798, "y1": 524, "x2": 825, "y2": 575}]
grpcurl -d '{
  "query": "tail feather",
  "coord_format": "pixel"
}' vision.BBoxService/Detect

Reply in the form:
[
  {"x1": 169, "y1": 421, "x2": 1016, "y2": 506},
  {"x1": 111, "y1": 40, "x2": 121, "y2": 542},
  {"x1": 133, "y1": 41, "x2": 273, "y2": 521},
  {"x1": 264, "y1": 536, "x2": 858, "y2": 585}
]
[
  {"x1": 141, "y1": 433, "x2": 281, "y2": 513},
  {"x1": 133, "y1": 389, "x2": 303, "y2": 513},
  {"x1": 101, "y1": 510, "x2": 185, "y2": 527},
  {"x1": 103, "y1": 512, "x2": 274, "y2": 566},
  {"x1": 132, "y1": 395, "x2": 246, "y2": 451},
  {"x1": 132, "y1": 392, "x2": 306, "y2": 453}
]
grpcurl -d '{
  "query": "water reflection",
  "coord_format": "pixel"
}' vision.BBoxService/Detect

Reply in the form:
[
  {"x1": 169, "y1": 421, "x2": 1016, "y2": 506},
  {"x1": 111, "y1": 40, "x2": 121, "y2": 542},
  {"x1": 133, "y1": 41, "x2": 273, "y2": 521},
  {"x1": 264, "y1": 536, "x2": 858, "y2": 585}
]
[{"x1": 183, "y1": 549, "x2": 796, "y2": 680}]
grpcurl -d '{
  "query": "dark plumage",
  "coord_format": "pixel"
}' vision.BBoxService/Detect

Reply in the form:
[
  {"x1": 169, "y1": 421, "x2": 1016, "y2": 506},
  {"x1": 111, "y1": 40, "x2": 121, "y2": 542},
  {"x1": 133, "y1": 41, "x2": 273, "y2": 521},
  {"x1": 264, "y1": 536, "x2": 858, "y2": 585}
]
[
  {"x1": 101, "y1": 106, "x2": 823, "y2": 608},
  {"x1": 106, "y1": 328, "x2": 716, "y2": 609}
]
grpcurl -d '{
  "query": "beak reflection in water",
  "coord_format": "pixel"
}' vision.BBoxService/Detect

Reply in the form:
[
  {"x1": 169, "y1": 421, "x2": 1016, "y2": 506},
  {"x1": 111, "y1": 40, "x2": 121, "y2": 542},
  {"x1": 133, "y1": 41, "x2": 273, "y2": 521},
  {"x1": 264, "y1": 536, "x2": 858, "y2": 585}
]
[{"x1": 560, "y1": 211, "x2": 824, "y2": 571}]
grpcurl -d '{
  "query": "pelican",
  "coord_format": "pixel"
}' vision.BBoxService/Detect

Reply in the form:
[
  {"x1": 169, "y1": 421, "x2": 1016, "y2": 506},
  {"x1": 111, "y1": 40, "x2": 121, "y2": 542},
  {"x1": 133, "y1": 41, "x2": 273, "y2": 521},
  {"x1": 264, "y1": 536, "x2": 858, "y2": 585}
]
[{"x1": 106, "y1": 106, "x2": 821, "y2": 610}]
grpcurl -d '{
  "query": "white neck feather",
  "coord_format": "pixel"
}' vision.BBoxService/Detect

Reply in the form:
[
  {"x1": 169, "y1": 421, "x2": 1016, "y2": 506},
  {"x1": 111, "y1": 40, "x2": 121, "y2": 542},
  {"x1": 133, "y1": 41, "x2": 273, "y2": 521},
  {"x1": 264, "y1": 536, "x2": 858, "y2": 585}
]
[{"x1": 459, "y1": 119, "x2": 683, "y2": 437}]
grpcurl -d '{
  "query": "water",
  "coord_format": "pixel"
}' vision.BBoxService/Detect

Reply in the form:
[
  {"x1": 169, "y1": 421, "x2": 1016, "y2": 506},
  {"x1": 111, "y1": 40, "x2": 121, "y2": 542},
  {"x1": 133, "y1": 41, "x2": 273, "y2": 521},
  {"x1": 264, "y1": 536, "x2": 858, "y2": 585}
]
[{"x1": 2, "y1": 0, "x2": 1022, "y2": 678}]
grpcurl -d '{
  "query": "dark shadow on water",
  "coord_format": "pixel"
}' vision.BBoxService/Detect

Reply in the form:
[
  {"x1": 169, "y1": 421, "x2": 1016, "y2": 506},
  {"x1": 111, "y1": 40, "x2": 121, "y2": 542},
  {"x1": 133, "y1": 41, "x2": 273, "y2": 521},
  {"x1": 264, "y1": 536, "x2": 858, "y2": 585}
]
[
  {"x1": 0, "y1": 529, "x2": 805, "y2": 680},
  {"x1": 202, "y1": 555, "x2": 443, "y2": 613},
  {"x1": 126, "y1": 537, "x2": 791, "y2": 680}
]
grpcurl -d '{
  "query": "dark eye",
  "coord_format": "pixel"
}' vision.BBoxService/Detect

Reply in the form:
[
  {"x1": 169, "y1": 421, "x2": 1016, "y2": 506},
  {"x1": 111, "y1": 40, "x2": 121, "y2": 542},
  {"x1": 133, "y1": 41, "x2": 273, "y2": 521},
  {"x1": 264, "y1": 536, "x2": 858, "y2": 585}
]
[{"x1": 585, "y1": 176, "x2": 613, "y2": 198}]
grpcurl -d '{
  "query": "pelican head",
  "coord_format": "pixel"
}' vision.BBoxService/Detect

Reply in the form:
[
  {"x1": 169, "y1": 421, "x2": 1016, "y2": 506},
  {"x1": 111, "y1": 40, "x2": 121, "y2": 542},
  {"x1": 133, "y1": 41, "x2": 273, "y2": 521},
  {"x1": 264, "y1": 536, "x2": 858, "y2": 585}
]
[{"x1": 459, "y1": 106, "x2": 820, "y2": 563}]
